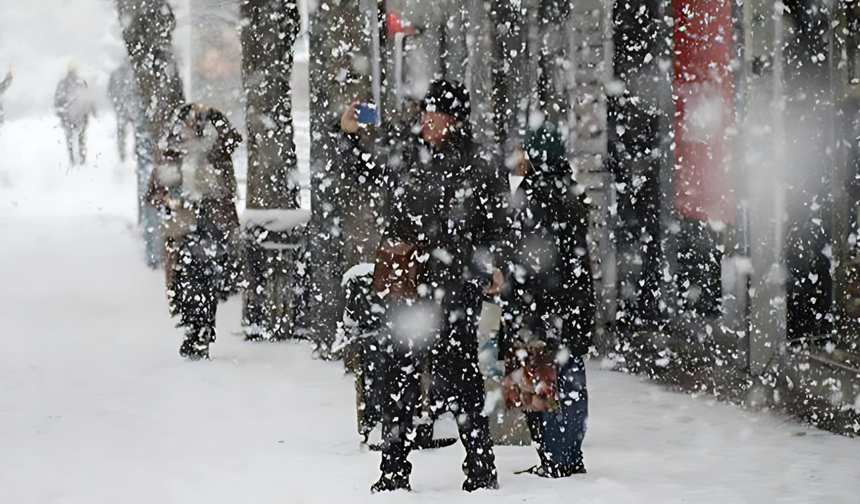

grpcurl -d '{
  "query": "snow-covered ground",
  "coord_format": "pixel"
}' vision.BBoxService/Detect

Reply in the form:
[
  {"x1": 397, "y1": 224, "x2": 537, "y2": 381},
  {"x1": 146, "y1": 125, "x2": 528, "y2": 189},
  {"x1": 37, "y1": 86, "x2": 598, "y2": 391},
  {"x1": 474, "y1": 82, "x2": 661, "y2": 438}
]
[
  {"x1": 2, "y1": 116, "x2": 860, "y2": 503},
  {"x1": 3, "y1": 1, "x2": 860, "y2": 502}
]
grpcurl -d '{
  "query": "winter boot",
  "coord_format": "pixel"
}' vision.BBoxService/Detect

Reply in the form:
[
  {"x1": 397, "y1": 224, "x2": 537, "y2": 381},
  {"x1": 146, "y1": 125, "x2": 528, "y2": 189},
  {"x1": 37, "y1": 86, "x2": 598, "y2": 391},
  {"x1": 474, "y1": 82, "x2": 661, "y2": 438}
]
[
  {"x1": 370, "y1": 473, "x2": 411, "y2": 493},
  {"x1": 243, "y1": 327, "x2": 266, "y2": 342},
  {"x1": 462, "y1": 471, "x2": 499, "y2": 492},
  {"x1": 568, "y1": 459, "x2": 588, "y2": 476},
  {"x1": 372, "y1": 443, "x2": 412, "y2": 493},
  {"x1": 179, "y1": 326, "x2": 214, "y2": 360},
  {"x1": 517, "y1": 458, "x2": 586, "y2": 478},
  {"x1": 414, "y1": 423, "x2": 457, "y2": 450},
  {"x1": 462, "y1": 455, "x2": 499, "y2": 492}
]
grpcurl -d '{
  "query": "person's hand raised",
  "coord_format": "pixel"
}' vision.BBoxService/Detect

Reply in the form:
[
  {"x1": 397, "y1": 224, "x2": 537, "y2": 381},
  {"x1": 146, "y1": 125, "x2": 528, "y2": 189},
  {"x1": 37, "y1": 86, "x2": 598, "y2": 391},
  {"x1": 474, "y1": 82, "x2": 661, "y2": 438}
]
[
  {"x1": 483, "y1": 268, "x2": 505, "y2": 296},
  {"x1": 340, "y1": 100, "x2": 360, "y2": 134}
]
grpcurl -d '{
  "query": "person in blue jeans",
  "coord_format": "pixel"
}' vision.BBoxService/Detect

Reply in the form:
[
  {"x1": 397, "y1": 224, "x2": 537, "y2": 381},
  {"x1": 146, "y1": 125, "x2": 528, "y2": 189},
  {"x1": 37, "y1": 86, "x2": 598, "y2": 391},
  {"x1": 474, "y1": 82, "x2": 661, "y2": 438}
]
[
  {"x1": 500, "y1": 123, "x2": 595, "y2": 477},
  {"x1": 525, "y1": 355, "x2": 588, "y2": 476}
]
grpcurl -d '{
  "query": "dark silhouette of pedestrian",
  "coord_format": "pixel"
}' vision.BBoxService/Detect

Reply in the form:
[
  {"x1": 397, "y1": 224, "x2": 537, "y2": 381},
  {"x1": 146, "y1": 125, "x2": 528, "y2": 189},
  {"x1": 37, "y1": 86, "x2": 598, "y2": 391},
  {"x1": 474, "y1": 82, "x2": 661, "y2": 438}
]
[
  {"x1": 54, "y1": 65, "x2": 95, "y2": 165},
  {"x1": 147, "y1": 103, "x2": 244, "y2": 360},
  {"x1": 500, "y1": 123, "x2": 595, "y2": 478},
  {"x1": 341, "y1": 80, "x2": 507, "y2": 493}
]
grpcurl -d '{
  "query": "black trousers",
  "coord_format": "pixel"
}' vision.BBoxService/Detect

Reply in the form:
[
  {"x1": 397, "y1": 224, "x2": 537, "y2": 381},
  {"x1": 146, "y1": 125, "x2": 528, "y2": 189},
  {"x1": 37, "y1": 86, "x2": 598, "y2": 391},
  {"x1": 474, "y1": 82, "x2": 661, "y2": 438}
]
[
  {"x1": 168, "y1": 233, "x2": 225, "y2": 333},
  {"x1": 376, "y1": 295, "x2": 496, "y2": 480},
  {"x1": 61, "y1": 119, "x2": 87, "y2": 165}
]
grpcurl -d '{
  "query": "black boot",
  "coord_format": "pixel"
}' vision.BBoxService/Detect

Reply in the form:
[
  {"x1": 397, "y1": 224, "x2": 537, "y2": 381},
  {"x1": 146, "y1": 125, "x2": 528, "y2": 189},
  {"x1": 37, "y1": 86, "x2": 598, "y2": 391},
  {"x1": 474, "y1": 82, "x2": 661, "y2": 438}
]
[
  {"x1": 518, "y1": 458, "x2": 586, "y2": 478},
  {"x1": 179, "y1": 326, "x2": 214, "y2": 360},
  {"x1": 370, "y1": 473, "x2": 411, "y2": 493},
  {"x1": 462, "y1": 452, "x2": 499, "y2": 491},
  {"x1": 414, "y1": 423, "x2": 457, "y2": 450},
  {"x1": 372, "y1": 443, "x2": 412, "y2": 493},
  {"x1": 462, "y1": 471, "x2": 499, "y2": 492},
  {"x1": 459, "y1": 412, "x2": 498, "y2": 491},
  {"x1": 568, "y1": 458, "x2": 586, "y2": 475}
]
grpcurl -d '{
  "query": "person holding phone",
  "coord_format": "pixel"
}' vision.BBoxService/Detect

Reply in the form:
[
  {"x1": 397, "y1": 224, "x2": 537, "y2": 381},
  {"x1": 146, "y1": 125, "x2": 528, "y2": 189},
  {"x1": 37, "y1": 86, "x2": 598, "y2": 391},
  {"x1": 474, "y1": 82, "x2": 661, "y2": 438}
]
[{"x1": 341, "y1": 80, "x2": 507, "y2": 493}]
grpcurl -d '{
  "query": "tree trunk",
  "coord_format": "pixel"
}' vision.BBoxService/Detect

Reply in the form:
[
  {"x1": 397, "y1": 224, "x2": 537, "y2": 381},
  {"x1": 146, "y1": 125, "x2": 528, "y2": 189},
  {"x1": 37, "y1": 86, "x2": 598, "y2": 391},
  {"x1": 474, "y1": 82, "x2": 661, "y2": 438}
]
[
  {"x1": 115, "y1": 0, "x2": 184, "y2": 164},
  {"x1": 607, "y1": 0, "x2": 673, "y2": 326},
  {"x1": 239, "y1": 0, "x2": 302, "y2": 340},
  {"x1": 304, "y1": 0, "x2": 367, "y2": 356},
  {"x1": 489, "y1": 0, "x2": 528, "y2": 154},
  {"x1": 115, "y1": 0, "x2": 184, "y2": 272},
  {"x1": 241, "y1": 0, "x2": 301, "y2": 209}
]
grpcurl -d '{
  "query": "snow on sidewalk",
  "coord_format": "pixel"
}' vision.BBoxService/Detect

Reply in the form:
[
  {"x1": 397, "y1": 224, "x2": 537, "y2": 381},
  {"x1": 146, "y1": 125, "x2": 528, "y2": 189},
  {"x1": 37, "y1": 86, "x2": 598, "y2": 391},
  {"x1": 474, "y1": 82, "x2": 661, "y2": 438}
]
[{"x1": 1, "y1": 117, "x2": 860, "y2": 503}]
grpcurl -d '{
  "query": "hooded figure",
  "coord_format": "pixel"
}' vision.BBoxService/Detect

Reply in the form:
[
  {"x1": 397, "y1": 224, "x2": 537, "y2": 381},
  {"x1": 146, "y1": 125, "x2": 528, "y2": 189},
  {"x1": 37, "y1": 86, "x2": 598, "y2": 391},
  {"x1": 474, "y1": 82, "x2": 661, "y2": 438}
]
[
  {"x1": 500, "y1": 123, "x2": 595, "y2": 477},
  {"x1": 147, "y1": 103, "x2": 244, "y2": 360},
  {"x1": 54, "y1": 66, "x2": 95, "y2": 165},
  {"x1": 341, "y1": 80, "x2": 506, "y2": 493}
]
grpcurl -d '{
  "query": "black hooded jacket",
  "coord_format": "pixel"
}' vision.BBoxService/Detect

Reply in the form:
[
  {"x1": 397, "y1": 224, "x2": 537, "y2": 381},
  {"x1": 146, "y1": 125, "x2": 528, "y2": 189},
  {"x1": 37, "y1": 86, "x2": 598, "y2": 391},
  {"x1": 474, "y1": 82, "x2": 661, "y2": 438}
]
[
  {"x1": 501, "y1": 144, "x2": 596, "y2": 357},
  {"x1": 378, "y1": 125, "x2": 507, "y2": 294}
]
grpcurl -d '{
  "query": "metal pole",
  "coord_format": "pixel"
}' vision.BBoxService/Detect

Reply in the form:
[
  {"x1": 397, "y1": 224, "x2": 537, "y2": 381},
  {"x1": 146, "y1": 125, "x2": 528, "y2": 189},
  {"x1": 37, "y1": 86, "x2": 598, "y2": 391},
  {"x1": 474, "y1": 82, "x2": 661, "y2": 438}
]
[
  {"x1": 366, "y1": 0, "x2": 382, "y2": 125},
  {"x1": 394, "y1": 31, "x2": 404, "y2": 111}
]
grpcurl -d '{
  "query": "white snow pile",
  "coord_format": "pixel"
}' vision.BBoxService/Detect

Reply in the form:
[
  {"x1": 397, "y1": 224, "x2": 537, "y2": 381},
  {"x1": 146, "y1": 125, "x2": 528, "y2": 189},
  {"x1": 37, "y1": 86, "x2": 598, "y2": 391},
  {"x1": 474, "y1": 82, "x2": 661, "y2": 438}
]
[{"x1": 241, "y1": 208, "x2": 312, "y2": 232}]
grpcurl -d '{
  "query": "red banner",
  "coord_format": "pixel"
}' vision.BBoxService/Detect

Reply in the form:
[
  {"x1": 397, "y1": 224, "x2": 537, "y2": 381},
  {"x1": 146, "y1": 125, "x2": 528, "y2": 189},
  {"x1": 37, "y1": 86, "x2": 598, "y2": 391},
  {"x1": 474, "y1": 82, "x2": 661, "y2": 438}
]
[{"x1": 672, "y1": 0, "x2": 735, "y2": 224}]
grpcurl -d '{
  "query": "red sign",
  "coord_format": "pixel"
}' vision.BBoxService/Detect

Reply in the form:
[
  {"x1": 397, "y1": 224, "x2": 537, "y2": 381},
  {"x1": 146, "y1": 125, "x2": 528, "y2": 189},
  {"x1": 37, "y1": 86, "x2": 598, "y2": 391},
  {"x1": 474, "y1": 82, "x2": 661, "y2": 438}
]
[{"x1": 672, "y1": 0, "x2": 735, "y2": 224}]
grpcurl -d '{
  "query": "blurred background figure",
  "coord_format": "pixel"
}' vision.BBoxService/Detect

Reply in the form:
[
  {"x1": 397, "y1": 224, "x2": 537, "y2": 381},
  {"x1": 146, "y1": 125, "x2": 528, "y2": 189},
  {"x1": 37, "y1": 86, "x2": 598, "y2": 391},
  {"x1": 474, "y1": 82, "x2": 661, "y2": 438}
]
[
  {"x1": 108, "y1": 60, "x2": 163, "y2": 267},
  {"x1": 107, "y1": 61, "x2": 138, "y2": 162},
  {"x1": 0, "y1": 70, "x2": 11, "y2": 128},
  {"x1": 54, "y1": 64, "x2": 95, "y2": 165}
]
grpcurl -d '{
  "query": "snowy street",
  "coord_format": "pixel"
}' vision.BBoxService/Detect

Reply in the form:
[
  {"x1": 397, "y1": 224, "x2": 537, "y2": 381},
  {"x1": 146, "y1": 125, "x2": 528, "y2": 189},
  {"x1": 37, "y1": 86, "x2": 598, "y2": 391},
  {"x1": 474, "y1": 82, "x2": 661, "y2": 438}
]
[
  {"x1": 1, "y1": 118, "x2": 859, "y2": 503},
  {"x1": 3, "y1": 0, "x2": 860, "y2": 501}
]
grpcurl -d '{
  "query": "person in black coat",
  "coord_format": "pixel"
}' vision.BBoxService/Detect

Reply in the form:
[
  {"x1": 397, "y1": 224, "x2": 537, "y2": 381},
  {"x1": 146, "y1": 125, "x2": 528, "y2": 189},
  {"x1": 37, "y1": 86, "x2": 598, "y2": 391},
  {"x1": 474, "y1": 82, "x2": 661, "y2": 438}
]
[
  {"x1": 54, "y1": 66, "x2": 95, "y2": 165},
  {"x1": 147, "y1": 104, "x2": 244, "y2": 360},
  {"x1": 500, "y1": 123, "x2": 596, "y2": 477},
  {"x1": 341, "y1": 80, "x2": 506, "y2": 493}
]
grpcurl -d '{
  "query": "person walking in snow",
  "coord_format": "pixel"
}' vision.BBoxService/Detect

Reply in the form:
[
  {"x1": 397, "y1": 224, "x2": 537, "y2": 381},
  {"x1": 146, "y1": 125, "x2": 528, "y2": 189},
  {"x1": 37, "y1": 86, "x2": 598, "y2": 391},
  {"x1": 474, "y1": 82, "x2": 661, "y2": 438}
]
[
  {"x1": 0, "y1": 70, "x2": 12, "y2": 128},
  {"x1": 54, "y1": 65, "x2": 95, "y2": 165},
  {"x1": 341, "y1": 80, "x2": 507, "y2": 493},
  {"x1": 499, "y1": 123, "x2": 595, "y2": 478},
  {"x1": 107, "y1": 61, "x2": 140, "y2": 162},
  {"x1": 147, "y1": 103, "x2": 244, "y2": 360},
  {"x1": 108, "y1": 61, "x2": 164, "y2": 267}
]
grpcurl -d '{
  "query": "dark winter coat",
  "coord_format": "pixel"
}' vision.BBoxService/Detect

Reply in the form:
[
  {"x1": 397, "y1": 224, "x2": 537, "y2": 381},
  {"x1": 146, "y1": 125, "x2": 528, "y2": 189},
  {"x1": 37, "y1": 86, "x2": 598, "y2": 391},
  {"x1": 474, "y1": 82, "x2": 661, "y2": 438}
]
[
  {"x1": 501, "y1": 151, "x2": 596, "y2": 358},
  {"x1": 147, "y1": 106, "x2": 243, "y2": 304},
  {"x1": 54, "y1": 71, "x2": 94, "y2": 127},
  {"x1": 148, "y1": 106, "x2": 242, "y2": 240},
  {"x1": 343, "y1": 108, "x2": 504, "y2": 483},
  {"x1": 368, "y1": 125, "x2": 507, "y2": 307}
]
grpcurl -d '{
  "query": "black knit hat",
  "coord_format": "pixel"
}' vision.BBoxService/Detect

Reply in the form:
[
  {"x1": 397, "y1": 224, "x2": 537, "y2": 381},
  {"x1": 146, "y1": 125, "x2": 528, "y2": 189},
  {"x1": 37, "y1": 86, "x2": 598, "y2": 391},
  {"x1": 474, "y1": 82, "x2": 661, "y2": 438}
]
[
  {"x1": 525, "y1": 123, "x2": 565, "y2": 165},
  {"x1": 421, "y1": 79, "x2": 470, "y2": 123}
]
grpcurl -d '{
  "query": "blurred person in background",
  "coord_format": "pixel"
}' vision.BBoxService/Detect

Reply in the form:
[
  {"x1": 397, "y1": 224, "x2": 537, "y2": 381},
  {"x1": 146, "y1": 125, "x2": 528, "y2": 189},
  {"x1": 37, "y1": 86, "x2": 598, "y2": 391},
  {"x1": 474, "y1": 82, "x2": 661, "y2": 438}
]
[
  {"x1": 108, "y1": 60, "x2": 163, "y2": 268},
  {"x1": 54, "y1": 64, "x2": 95, "y2": 165},
  {"x1": 0, "y1": 70, "x2": 11, "y2": 128},
  {"x1": 340, "y1": 80, "x2": 506, "y2": 493},
  {"x1": 147, "y1": 103, "x2": 244, "y2": 360},
  {"x1": 107, "y1": 61, "x2": 139, "y2": 163},
  {"x1": 499, "y1": 124, "x2": 595, "y2": 478}
]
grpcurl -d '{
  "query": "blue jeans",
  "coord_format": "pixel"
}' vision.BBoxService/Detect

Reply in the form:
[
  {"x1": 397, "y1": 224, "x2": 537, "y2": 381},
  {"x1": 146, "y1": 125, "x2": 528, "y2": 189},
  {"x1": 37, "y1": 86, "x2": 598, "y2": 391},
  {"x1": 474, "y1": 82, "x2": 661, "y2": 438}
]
[{"x1": 526, "y1": 354, "x2": 588, "y2": 467}]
